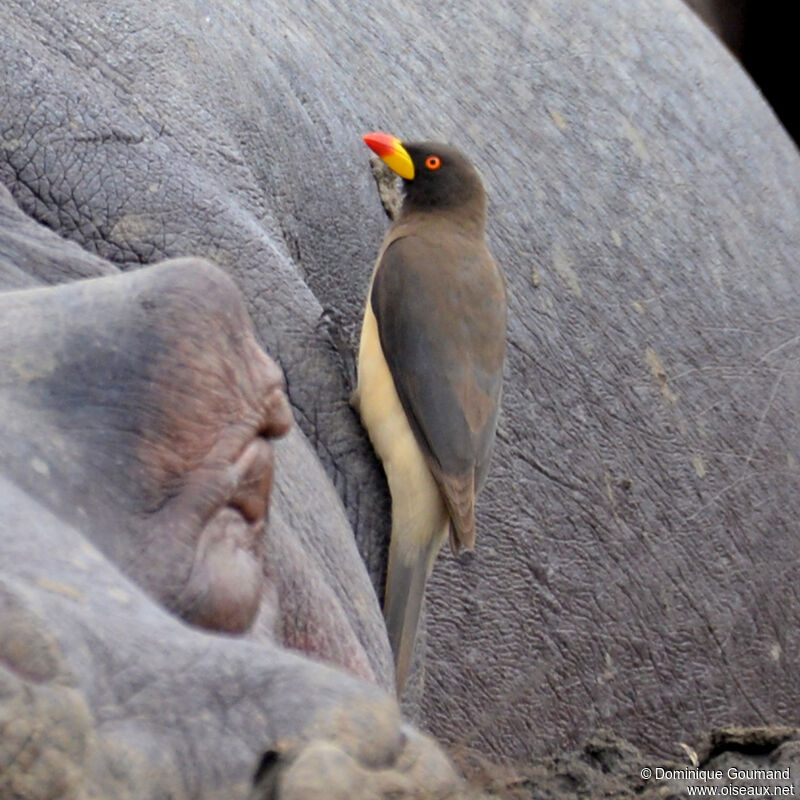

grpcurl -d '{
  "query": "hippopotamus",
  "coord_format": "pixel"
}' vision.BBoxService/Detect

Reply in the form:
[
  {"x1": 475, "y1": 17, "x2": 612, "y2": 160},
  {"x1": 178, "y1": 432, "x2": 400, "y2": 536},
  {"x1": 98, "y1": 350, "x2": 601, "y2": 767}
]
[
  {"x1": 0, "y1": 183, "x2": 465, "y2": 797},
  {"x1": 2, "y1": 0, "x2": 799, "y2": 793}
]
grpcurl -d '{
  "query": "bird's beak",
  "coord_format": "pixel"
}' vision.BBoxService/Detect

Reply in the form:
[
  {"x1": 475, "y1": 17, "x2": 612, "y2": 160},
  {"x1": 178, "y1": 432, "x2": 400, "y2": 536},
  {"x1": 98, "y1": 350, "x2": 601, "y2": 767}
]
[{"x1": 363, "y1": 132, "x2": 415, "y2": 180}]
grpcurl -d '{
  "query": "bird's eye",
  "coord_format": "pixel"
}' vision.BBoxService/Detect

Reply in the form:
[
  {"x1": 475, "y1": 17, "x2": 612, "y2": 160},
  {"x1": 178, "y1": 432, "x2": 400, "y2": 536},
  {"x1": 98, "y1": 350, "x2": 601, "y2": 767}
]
[{"x1": 425, "y1": 155, "x2": 442, "y2": 170}]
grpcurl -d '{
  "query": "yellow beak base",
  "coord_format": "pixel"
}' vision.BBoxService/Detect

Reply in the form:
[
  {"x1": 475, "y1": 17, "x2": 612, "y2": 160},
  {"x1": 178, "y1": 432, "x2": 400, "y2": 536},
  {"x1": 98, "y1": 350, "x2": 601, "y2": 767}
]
[{"x1": 362, "y1": 132, "x2": 415, "y2": 180}]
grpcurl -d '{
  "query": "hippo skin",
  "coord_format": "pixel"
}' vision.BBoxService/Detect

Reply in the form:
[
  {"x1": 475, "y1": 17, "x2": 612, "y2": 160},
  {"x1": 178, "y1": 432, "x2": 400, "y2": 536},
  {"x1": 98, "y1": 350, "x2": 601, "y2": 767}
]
[
  {"x1": 2, "y1": 0, "x2": 800, "y2": 787},
  {"x1": 0, "y1": 184, "x2": 464, "y2": 798}
]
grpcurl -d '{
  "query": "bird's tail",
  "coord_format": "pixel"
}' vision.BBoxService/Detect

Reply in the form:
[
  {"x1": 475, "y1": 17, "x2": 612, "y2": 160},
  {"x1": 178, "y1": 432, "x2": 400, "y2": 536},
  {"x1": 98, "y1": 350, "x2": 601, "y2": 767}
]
[{"x1": 384, "y1": 516, "x2": 448, "y2": 693}]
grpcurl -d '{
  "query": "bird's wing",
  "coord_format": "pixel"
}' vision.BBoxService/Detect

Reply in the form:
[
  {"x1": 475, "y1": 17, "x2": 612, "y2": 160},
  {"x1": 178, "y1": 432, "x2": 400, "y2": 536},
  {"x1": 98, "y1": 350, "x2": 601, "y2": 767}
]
[{"x1": 371, "y1": 234, "x2": 506, "y2": 548}]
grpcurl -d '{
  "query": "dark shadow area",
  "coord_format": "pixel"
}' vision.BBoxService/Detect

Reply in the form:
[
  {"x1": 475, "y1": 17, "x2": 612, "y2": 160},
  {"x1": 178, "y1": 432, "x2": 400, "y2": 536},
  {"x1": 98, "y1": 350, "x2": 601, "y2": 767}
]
[
  {"x1": 740, "y1": 3, "x2": 797, "y2": 146},
  {"x1": 687, "y1": 0, "x2": 798, "y2": 145}
]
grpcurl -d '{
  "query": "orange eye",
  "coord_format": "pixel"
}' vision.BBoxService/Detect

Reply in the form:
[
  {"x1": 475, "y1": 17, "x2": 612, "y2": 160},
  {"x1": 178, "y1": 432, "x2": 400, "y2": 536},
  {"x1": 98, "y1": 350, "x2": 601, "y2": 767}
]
[{"x1": 425, "y1": 155, "x2": 442, "y2": 170}]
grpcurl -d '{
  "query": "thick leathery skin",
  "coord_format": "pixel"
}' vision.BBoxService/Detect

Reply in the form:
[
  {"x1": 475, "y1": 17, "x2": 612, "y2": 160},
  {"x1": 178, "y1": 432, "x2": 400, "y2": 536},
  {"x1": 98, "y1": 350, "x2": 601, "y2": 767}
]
[{"x1": 2, "y1": 0, "x2": 799, "y2": 769}]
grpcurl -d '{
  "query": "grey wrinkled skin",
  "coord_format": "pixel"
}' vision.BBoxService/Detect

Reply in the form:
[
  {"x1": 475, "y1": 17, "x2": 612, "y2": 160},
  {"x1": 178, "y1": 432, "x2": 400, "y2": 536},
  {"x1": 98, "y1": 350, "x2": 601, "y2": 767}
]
[
  {"x1": 0, "y1": 186, "x2": 462, "y2": 797},
  {"x1": 2, "y1": 0, "x2": 800, "y2": 775},
  {"x1": 0, "y1": 479, "x2": 460, "y2": 799}
]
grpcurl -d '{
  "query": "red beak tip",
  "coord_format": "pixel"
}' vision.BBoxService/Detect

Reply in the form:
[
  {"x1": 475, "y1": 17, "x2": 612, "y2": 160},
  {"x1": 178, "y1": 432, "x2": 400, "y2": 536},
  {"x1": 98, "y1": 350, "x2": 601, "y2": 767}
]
[{"x1": 363, "y1": 131, "x2": 394, "y2": 157}]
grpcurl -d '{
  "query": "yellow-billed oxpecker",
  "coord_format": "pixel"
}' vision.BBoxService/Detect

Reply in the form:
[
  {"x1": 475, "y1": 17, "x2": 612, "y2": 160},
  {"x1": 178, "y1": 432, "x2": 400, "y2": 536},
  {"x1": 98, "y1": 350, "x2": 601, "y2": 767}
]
[{"x1": 354, "y1": 131, "x2": 507, "y2": 691}]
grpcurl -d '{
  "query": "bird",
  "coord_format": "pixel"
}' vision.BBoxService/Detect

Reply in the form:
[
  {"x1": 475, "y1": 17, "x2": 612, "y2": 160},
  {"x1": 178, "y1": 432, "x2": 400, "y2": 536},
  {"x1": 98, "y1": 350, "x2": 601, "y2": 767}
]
[{"x1": 353, "y1": 131, "x2": 507, "y2": 691}]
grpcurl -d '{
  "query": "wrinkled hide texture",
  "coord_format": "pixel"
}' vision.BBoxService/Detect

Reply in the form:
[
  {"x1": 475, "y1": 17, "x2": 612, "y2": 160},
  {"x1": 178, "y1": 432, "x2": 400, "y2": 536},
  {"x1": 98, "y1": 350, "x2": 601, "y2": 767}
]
[{"x1": 2, "y1": 0, "x2": 799, "y2": 768}]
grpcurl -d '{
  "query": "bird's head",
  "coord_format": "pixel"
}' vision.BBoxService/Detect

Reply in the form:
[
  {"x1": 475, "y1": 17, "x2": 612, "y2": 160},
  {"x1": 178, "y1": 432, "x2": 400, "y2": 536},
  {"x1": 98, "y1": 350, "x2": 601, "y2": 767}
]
[{"x1": 363, "y1": 132, "x2": 486, "y2": 219}]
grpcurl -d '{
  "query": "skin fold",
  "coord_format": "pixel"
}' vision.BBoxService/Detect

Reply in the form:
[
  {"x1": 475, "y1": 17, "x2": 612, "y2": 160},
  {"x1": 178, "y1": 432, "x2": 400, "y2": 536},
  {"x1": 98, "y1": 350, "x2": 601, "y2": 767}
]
[{"x1": 0, "y1": 184, "x2": 462, "y2": 797}]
